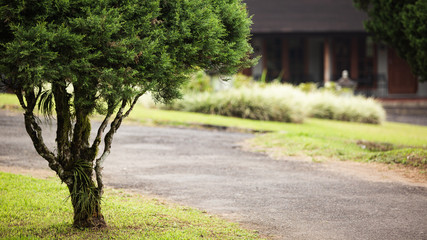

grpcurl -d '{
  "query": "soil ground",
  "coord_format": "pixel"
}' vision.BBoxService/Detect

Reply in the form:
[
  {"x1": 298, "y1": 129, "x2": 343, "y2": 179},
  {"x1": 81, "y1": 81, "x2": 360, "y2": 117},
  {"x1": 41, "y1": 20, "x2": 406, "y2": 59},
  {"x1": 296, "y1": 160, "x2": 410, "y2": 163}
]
[{"x1": 1, "y1": 109, "x2": 426, "y2": 240}]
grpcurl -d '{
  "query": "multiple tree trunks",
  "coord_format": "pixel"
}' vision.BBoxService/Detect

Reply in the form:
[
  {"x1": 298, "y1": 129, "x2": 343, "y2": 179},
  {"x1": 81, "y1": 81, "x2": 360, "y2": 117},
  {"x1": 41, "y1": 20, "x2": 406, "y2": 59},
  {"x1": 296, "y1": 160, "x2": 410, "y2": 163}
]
[
  {"x1": 14, "y1": 85, "x2": 145, "y2": 228},
  {"x1": 1, "y1": 0, "x2": 255, "y2": 229}
]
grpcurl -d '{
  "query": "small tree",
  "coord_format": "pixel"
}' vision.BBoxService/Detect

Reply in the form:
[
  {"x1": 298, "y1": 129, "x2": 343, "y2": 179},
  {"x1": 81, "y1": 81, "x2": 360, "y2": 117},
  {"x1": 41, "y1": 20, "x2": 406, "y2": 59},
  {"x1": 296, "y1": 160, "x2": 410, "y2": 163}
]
[
  {"x1": 354, "y1": 0, "x2": 427, "y2": 81},
  {"x1": 0, "y1": 0, "x2": 255, "y2": 228}
]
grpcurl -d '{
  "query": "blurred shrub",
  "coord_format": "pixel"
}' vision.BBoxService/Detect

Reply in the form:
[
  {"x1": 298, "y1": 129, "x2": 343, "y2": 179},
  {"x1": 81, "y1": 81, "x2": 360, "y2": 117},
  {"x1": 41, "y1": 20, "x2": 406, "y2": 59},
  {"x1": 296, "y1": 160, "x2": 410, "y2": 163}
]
[
  {"x1": 322, "y1": 81, "x2": 341, "y2": 93},
  {"x1": 307, "y1": 92, "x2": 385, "y2": 124},
  {"x1": 165, "y1": 84, "x2": 308, "y2": 123},
  {"x1": 153, "y1": 72, "x2": 386, "y2": 124},
  {"x1": 232, "y1": 73, "x2": 253, "y2": 89},
  {"x1": 181, "y1": 71, "x2": 213, "y2": 93},
  {"x1": 298, "y1": 82, "x2": 318, "y2": 93}
]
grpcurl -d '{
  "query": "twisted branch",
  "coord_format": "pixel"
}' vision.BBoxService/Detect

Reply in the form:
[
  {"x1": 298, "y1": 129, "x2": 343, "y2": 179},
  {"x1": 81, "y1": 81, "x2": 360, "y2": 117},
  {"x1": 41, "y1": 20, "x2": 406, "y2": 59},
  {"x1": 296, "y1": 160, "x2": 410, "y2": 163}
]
[
  {"x1": 18, "y1": 89, "x2": 71, "y2": 185},
  {"x1": 94, "y1": 91, "x2": 145, "y2": 196}
]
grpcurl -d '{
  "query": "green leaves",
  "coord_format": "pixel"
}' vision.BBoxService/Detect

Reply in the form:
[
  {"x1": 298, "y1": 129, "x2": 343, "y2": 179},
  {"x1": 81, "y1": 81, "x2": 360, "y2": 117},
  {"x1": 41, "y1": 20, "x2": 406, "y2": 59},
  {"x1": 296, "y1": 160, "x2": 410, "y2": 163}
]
[
  {"x1": 0, "y1": 0, "x2": 255, "y2": 227},
  {"x1": 37, "y1": 89, "x2": 55, "y2": 118},
  {"x1": 1, "y1": 0, "x2": 255, "y2": 106},
  {"x1": 401, "y1": 1, "x2": 427, "y2": 82},
  {"x1": 1, "y1": 23, "x2": 58, "y2": 89},
  {"x1": 354, "y1": 0, "x2": 427, "y2": 81}
]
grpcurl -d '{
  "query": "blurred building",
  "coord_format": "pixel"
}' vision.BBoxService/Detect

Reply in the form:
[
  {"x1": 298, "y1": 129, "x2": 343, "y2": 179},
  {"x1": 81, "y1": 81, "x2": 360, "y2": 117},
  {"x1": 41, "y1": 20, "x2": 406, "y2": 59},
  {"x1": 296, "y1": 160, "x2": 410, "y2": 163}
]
[{"x1": 243, "y1": 0, "x2": 427, "y2": 98}]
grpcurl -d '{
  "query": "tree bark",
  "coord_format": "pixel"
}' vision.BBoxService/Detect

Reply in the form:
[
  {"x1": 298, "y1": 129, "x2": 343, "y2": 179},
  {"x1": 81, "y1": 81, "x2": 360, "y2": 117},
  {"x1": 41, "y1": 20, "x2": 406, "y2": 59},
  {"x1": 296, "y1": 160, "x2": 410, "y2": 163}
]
[
  {"x1": 52, "y1": 82, "x2": 72, "y2": 169},
  {"x1": 68, "y1": 168, "x2": 107, "y2": 228},
  {"x1": 68, "y1": 180, "x2": 107, "y2": 229}
]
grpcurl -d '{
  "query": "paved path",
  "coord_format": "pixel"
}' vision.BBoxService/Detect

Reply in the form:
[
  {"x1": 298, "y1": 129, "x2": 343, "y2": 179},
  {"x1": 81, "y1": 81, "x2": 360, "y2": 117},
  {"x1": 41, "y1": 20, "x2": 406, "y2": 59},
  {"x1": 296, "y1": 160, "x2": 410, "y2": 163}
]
[{"x1": 1, "y1": 110, "x2": 426, "y2": 240}]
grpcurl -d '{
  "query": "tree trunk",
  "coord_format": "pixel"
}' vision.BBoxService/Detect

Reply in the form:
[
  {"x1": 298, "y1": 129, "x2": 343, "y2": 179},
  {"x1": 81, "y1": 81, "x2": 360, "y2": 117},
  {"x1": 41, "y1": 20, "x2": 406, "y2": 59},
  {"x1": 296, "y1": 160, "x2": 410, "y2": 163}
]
[
  {"x1": 68, "y1": 167, "x2": 107, "y2": 228},
  {"x1": 71, "y1": 198, "x2": 106, "y2": 228}
]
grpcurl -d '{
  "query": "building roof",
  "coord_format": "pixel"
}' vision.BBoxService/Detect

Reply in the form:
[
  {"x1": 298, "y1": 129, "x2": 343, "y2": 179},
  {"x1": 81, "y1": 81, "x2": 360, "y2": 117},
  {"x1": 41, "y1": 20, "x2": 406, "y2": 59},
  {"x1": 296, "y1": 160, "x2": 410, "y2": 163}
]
[{"x1": 244, "y1": 0, "x2": 368, "y2": 34}]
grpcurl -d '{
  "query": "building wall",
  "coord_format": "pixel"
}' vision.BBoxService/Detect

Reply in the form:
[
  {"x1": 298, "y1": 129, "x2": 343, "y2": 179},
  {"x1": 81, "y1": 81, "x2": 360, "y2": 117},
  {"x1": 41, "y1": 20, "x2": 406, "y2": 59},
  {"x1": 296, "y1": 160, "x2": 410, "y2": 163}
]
[
  {"x1": 248, "y1": 34, "x2": 421, "y2": 98},
  {"x1": 387, "y1": 48, "x2": 418, "y2": 95}
]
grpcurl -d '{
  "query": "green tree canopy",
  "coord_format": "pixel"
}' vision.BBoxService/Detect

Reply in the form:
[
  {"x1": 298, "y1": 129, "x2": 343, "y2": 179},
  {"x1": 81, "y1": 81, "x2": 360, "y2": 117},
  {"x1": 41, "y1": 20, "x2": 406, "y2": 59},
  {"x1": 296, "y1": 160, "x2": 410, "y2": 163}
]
[
  {"x1": 354, "y1": 0, "x2": 427, "y2": 82},
  {"x1": 0, "y1": 0, "x2": 255, "y2": 228}
]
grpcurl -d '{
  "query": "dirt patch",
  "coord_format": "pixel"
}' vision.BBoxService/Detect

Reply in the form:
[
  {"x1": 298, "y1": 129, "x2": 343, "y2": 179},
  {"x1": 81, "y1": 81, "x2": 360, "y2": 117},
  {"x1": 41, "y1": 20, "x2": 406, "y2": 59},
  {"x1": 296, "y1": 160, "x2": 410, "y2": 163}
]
[
  {"x1": 356, "y1": 140, "x2": 394, "y2": 152},
  {"x1": 322, "y1": 160, "x2": 427, "y2": 188},
  {"x1": 240, "y1": 141, "x2": 427, "y2": 187}
]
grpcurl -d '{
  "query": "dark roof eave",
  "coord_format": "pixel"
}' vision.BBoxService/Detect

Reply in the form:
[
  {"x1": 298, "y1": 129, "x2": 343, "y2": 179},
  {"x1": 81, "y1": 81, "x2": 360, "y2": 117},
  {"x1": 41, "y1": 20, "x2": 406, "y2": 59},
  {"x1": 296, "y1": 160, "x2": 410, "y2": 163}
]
[
  {"x1": 251, "y1": 30, "x2": 369, "y2": 35},
  {"x1": 244, "y1": 0, "x2": 369, "y2": 34}
]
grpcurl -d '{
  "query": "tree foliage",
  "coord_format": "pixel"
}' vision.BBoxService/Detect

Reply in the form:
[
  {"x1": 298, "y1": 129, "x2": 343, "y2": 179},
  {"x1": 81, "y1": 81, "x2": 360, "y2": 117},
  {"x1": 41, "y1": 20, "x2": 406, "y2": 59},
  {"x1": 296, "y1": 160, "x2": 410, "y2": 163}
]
[
  {"x1": 354, "y1": 0, "x2": 427, "y2": 82},
  {"x1": 0, "y1": 0, "x2": 255, "y2": 228}
]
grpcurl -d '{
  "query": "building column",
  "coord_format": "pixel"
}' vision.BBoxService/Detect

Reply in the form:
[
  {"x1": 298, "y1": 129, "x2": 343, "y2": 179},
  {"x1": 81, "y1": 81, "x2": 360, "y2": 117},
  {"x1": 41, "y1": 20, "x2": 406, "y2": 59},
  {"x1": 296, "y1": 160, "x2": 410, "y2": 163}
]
[
  {"x1": 323, "y1": 39, "x2": 331, "y2": 83},
  {"x1": 350, "y1": 38, "x2": 358, "y2": 80},
  {"x1": 281, "y1": 39, "x2": 290, "y2": 82}
]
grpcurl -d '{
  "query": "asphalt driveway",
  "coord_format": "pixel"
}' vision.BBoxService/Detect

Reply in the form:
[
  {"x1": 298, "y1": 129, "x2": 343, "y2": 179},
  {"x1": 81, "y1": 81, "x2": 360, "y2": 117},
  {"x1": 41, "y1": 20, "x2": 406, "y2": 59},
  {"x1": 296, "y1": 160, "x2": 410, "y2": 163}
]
[{"x1": 1, "y1": 109, "x2": 426, "y2": 240}]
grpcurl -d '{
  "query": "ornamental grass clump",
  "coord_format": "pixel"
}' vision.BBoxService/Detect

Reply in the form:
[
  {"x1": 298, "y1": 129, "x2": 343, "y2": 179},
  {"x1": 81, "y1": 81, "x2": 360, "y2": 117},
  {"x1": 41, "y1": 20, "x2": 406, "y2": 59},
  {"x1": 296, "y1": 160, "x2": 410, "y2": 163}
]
[
  {"x1": 307, "y1": 92, "x2": 385, "y2": 124},
  {"x1": 167, "y1": 84, "x2": 308, "y2": 123},
  {"x1": 166, "y1": 80, "x2": 386, "y2": 124}
]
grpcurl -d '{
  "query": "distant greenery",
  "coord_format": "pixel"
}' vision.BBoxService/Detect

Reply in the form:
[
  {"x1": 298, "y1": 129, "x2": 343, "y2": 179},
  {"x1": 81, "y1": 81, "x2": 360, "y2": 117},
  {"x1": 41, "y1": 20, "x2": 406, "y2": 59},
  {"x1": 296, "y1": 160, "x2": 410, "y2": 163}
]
[
  {"x1": 354, "y1": 0, "x2": 427, "y2": 81},
  {"x1": 160, "y1": 74, "x2": 385, "y2": 124},
  {"x1": 0, "y1": 172, "x2": 262, "y2": 239},
  {"x1": 0, "y1": 93, "x2": 19, "y2": 107},
  {"x1": 180, "y1": 71, "x2": 213, "y2": 93}
]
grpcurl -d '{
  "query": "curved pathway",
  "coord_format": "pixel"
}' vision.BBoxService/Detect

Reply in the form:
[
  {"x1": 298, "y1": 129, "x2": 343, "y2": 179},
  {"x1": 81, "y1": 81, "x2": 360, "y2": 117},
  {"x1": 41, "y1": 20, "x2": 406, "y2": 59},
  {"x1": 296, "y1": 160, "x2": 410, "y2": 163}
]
[{"x1": 1, "y1": 110, "x2": 426, "y2": 239}]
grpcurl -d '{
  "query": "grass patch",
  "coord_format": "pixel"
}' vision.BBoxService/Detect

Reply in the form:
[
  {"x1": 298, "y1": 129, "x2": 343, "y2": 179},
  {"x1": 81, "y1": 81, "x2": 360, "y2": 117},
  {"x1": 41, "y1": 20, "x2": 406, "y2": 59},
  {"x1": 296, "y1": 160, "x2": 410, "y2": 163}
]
[
  {"x1": 247, "y1": 131, "x2": 427, "y2": 170},
  {"x1": 0, "y1": 172, "x2": 261, "y2": 239},
  {"x1": 369, "y1": 148, "x2": 427, "y2": 168},
  {"x1": 0, "y1": 93, "x2": 22, "y2": 110}
]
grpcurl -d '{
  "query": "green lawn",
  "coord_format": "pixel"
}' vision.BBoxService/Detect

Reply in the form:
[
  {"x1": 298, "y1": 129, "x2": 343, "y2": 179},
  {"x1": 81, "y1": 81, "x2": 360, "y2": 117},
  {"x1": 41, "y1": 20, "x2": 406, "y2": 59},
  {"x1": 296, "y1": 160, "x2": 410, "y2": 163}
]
[
  {"x1": 127, "y1": 106, "x2": 427, "y2": 170},
  {"x1": 1, "y1": 92, "x2": 426, "y2": 170},
  {"x1": 127, "y1": 106, "x2": 427, "y2": 146},
  {"x1": 0, "y1": 172, "x2": 261, "y2": 239}
]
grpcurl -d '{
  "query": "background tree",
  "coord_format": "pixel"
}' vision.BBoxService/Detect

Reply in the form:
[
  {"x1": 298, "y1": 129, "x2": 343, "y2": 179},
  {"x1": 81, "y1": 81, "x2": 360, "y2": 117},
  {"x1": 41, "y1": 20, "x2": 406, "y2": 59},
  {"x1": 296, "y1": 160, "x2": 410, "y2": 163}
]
[
  {"x1": 0, "y1": 0, "x2": 255, "y2": 228},
  {"x1": 354, "y1": 0, "x2": 427, "y2": 81}
]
